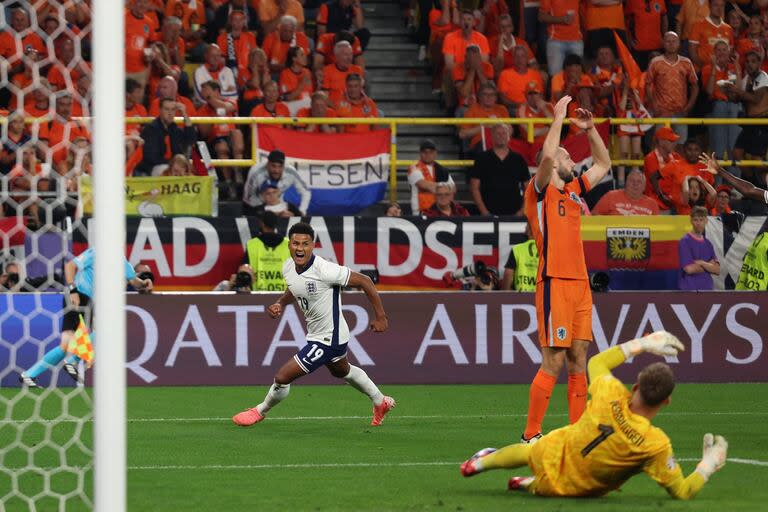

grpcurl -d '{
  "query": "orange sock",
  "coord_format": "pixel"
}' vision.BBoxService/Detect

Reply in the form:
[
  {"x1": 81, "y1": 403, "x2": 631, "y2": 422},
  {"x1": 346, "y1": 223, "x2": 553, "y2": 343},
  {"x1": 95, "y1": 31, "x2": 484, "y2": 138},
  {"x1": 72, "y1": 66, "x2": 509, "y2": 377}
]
[
  {"x1": 524, "y1": 369, "x2": 557, "y2": 439},
  {"x1": 567, "y1": 373, "x2": 588, "y2": 424}
]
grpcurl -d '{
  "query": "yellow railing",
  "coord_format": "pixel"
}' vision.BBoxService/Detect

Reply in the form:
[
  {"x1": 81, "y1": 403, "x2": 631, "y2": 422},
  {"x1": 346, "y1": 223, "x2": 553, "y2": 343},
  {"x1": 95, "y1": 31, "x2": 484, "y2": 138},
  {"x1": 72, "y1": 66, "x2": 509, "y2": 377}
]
[{"x1": 90, "y1": 116, "x2": 768, "y2": 202}]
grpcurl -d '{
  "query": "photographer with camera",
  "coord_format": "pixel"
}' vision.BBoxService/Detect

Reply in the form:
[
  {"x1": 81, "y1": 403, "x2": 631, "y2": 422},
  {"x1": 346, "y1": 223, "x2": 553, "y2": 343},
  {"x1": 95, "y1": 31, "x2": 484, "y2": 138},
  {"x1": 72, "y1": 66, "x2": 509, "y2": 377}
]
[
  {"x1": 214, "y1": 264, "x2": 256, "y2": 293},
  {"x1": 129, "y1": 263, "x2": 155, "y2": 294},
  {"x1": 443, "y1": 260, "x2": 500, "y2": 291},
  {"x1": 0, "y1": 260, "x2": 21, "y2": 291}
]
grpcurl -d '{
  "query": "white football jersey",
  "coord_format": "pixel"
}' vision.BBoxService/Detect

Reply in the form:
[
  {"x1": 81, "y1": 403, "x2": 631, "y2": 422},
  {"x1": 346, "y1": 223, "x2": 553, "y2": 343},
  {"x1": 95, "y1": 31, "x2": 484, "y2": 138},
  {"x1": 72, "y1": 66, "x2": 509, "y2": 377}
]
[{"x1": 283, "y1": 255, "x2": 352, "y2": 346}]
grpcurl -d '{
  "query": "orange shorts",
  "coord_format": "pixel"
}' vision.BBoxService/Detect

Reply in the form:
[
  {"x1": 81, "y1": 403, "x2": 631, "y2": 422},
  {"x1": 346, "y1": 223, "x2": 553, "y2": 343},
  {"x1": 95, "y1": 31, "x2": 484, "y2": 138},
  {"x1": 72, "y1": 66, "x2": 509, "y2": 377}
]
[{"x1": 535, "y1": 278, "x2": 593, "y2": 348}]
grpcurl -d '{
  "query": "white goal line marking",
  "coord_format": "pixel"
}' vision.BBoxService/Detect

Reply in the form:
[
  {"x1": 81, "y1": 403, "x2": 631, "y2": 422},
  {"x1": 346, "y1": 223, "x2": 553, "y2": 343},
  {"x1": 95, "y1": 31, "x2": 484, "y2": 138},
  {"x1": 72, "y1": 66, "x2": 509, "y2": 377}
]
[
  {"x1": 3, "y1": 410, "x2": 767, "y2": 425},
  {"x1": 127, "y1": 458, "x2": 768, "y2": 471}
]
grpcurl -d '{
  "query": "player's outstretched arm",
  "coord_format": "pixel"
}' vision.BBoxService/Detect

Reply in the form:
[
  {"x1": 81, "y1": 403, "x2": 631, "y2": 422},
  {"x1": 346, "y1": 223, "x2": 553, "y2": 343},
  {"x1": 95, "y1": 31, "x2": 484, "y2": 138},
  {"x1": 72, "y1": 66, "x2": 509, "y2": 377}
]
[
  {"x1": 536, "y1": 95, "x2": 572, "y2": 192},
  {"x1": 699, "y1": 153, "x2": 768, "y2": 203},
  {"x1": 587, "y1": 331, "x2": 685, "y2": 382},
  {"x1": 648, "y1": 433, "x2": 728, "y2": 500},
  {"x1": 268, "y1": 289, "x2": 295, "y2": 319},
  {"x1": 575, "y1": 109, "x2": 611, "y2": 189},
  {"x1": 347, "y1": 272, "x2": 388, "y2": 332}
]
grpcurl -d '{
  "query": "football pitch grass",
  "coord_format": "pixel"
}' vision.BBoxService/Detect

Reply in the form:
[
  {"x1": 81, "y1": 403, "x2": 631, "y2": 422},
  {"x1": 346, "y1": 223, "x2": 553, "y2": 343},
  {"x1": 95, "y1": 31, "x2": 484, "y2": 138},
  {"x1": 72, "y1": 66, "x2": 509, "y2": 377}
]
[{"x1": 2, "y1": 383, "x2": 768, "y2": 511}]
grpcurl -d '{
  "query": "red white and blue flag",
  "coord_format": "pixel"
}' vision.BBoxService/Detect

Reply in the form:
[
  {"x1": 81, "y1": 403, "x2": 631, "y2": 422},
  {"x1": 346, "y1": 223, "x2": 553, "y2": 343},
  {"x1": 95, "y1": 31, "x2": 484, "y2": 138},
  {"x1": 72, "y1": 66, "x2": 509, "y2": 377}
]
[{"x1": 257, "y1": 126, "x2": 390, "y2": 215}]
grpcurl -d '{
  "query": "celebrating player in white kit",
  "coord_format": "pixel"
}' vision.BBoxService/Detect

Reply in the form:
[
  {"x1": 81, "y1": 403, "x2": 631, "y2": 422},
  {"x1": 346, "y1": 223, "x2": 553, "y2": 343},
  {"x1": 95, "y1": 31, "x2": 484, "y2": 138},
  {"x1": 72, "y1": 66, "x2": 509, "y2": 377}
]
[{"x1": 233, "y1": 222, "x2": 396, "y2": 427}]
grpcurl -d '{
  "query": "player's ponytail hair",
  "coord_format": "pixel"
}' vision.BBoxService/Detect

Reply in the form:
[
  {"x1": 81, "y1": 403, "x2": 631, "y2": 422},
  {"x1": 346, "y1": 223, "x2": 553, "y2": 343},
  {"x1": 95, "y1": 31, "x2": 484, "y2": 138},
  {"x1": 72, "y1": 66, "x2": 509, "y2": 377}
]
[
  {"x1": 288, "y1": 222, "x2": 315, "y2": 241},
  {"x1": 637, "y1": 362, "x2": 676, "y2": 407}
]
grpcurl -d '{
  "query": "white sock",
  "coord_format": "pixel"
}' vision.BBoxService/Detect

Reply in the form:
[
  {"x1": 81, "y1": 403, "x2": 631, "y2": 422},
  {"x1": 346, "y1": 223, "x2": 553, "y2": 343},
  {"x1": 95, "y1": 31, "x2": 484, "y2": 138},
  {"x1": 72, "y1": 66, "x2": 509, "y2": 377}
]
[
  {"x1": 256, "y1": 382, "x2": 290, "y2": 415},
  {"x1": 344, "y1": 365, "x2": 384, "y2": 406}
]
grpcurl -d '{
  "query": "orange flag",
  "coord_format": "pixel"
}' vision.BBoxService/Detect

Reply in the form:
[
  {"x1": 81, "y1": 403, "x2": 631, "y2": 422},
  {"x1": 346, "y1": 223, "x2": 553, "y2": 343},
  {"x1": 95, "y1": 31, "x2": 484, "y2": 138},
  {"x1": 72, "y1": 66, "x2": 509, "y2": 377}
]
[
  {"x1": 613, "y1": 31, "x2": 642, "y2": 90},
  {"x1": 67, "y1": 315, "x2": 95, "y2": 367}
]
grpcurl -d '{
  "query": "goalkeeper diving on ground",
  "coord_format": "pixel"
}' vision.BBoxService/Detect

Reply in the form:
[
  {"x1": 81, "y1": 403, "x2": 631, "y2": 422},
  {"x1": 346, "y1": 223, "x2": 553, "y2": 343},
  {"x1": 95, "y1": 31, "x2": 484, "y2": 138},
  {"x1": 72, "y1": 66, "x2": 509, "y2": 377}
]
[{"x1": 461, "y1": 331, "x2": 728, "y2": 499}]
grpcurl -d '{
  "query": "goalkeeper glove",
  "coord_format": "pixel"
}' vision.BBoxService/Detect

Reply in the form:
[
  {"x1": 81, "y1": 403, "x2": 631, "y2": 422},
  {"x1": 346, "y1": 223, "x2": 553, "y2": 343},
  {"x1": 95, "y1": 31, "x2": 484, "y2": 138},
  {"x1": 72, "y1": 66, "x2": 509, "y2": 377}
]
[
  {"x1": 621, "y1": 331, "x2": 685, "y2": 358},
  {"x1": 696, "y1": 433, "x2": 728, "y2": 481}
]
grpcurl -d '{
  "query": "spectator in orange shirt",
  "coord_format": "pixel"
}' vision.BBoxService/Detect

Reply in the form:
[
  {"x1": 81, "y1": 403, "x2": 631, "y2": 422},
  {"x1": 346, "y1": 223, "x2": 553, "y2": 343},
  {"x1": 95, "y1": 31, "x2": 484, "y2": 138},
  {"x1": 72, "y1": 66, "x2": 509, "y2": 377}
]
[
  {"x1": 452, "y1": 45, "x2": 495, "y2": 110},
  {"x1": 645, "y1": 127, "x2": 682, "y2": 211},
  {"x1": 336, "y1": 73, "x2": 380, "y2": 133},
  {"x1": 615, "y1": 80, "x2": 650, "y2": 187},
  {"x1": 711, "y1": 184, "x2": 732, "y2": 215},
  {"x1": 659, "y1": 139, "x2": 714, "y2": 213},
  {"x1": 407, "y1": 139, "x2": 455, "y2": 215},
  {"x1": 497, "y1": 46, "x2": 545, "y2": 112},
  {"x1": 208, "y1": 0, "x2": 260, "y2": 46},
  {"x1": 38, "y1": 92, "x2": 91, "y2": 165},
  {"x1": 125, "y1": 79, "x2": 147, "y2": 158},
  {"x1": 250, "y1": 80, "x2": 291, "y2": 118},
  {"x1": 517, "y1": 81, "x2": 554, "y2": 145},
  {"x1": 550, "y1": 54, "x2": 591, "y2": 102},
  {"x1": 689, "y1": 0, "x2": 734, "y2": 69},
  {"x1": 217, "y1": 10, "x2": 258, "y2": 84},
  {"x1": 9, "y1": 48, "x2": 41, "y2": 112},
  {"x1": 477, "y1": 0, "x2": 510, "y2": 39},
  {"x1": 196, "y1": 80, "x2": 245, "y2": 199},
  {"x1": 149, "y1": 76, "x2": 196, "y2": 117},
  {"x1": 626, "y1": 0, "x2": 668, "y2": 69},
  {"x1": 590, "y1": 46, "x2": 623, "y2": 113},
  {"x1": 147, "y1": 41, "x2": 183, "y2": 103},
  {"x1": 567, "y1": 78, "x2": 605, "y2": 132},
  {"x1": 47, "y1": 39, "x2": 91, "y2": 94},
  {"x1": 296, "y1": 92, "x2": 338, "y2": 133},
  {"x1": 0, "y1": 7, "x2": 46, "y2": 78},
  {"x1": 156, "y1": 15, "x2": 186, "y2": 70},
  {"x1": 442, "y1": 10, "x2": 490, "y2": 74},
  {"x1": 25, "y1": 80, "x2": 54, "y2": 120},
  {"x1": 263, "y1": 16, "x2": 311, "y2": 74},
  {"x1": 736, "y1": 16, "x2": 763, "y2": 68},
  {"x1": 321, "y1": 41, "x2": 364, "y2": 107},
  {"x1": 584, "y1": 0, "x2": 626, "y2": 59},
  {"x1": 460, "y1": 83, "x2": 509, "y2": 153},
  {"x1": 675, "y1": 0, "x2": 709, "y2": 42},
  {"x1": 539, "y1": 0, "x2": 582, "y2": 75},
  {"x1": 0, "y1": 112, "x2": 30, "y2": 176},
  {"x1": 592, "y1": 169, "x2": 661, "y2": 215},
  {"x1": 645, "y1": 31, "x2": 699, "y2": 141},
  {"x1": 314, "y1": 30, "x2": 365, "y2": 72},
  {"x1": 490, "y1": 14, "x2": 536, "y2": 75},
  {"x1": 427, "y1": 0, "x2": 459, "y2": 90},
  {"x1": 8, "y1": 144, "x2": 49, "y2": 226},
  {"x1": 125, "y1": 0, "x2": 159, "y2": 91},
  {"x1": 259, "y1": 0, "x2": 305, "y2": 35},
  {"x1": 701, "y1": 41, "x2": 742, "y2": 161},
  {"x1": 280, "y1": 47, "x2": 314, "y2": 115}
]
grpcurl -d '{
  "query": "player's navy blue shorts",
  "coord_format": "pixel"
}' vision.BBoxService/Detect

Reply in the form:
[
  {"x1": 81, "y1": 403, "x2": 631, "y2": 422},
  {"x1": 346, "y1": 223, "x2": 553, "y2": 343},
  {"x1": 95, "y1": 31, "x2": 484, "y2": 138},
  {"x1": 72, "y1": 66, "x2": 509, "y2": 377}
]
[{"x1": 294, "y1": 341, "x2": 347, "y2": 374}]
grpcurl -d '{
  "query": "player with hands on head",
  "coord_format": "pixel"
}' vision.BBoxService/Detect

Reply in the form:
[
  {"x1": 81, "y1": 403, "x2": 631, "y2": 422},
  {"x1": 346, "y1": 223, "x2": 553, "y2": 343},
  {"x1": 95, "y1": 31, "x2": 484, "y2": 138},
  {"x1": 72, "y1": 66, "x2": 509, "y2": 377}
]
[
  {"x1": 234, "y1": 222, "x2": 395, "y2": 427},
  {"x1": 699, "y1": 152, "x2": 768, "y2": 206},
  {"x1": 461, "y1": 331, "x2": 729, "y2": 500},
  {"x1": 521, "y1": 95, "x2": 612, "y2": 444}
]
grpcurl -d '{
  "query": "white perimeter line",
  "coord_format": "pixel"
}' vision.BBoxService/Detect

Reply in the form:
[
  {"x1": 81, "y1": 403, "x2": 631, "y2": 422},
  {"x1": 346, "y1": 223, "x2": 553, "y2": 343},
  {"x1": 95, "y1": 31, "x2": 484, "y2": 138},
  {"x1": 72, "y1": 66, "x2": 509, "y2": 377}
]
[
  {"x1": 3, "y1": 411, "x2": 767, "y2": 425},
  {"x1": 127, "y1": 459, "x2": 768, "y2": 471}
]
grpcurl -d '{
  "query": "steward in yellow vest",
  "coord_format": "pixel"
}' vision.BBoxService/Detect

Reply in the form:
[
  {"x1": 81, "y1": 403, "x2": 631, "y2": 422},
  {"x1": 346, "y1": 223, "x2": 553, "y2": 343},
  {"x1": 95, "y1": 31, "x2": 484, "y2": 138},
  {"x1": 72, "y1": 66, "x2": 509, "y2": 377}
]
[
  {"x1": 502, "y1": 237, "x2": 539, "y2": 292},
  {"x1": 245, "y1": 212, "x2": 291, "y2": 291},
  {"x1": 736, "y1": 232, "x2": 768, "y2": 291}
]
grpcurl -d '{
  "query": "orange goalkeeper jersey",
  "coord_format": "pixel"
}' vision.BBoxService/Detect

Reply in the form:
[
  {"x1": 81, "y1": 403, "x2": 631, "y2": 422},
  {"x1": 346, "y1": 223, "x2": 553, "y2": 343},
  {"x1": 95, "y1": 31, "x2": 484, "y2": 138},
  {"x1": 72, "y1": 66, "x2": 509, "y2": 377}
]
[{"x1": 528, "y1": 374, "x2": 690, "y2": 497}]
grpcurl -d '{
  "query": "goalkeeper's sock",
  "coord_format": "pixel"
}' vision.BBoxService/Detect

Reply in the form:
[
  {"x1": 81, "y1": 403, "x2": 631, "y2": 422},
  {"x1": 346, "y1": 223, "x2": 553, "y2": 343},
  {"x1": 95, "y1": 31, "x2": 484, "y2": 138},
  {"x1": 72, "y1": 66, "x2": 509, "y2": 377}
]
[
  {"x1": 477, "y1": 444, "x2": 532, "y2": 471},
  {"x1": 65, "y1": 355, "x2": 81, "y2": 365},
  {"x1": 26, "y1": 347, "x2": 66, "y2": 378},
  {"x1": 255, "y1": 382, "x2": 290, "y2": 415},
  {"x1": 567, "y1": 372, "x2": 588, "y2": 424},
  {"x1": 343, "y1": 365, "x2": 384, "y2": 406},
  {"x1": 524, "y1": 369, "x2": 556, "y2": 439}
]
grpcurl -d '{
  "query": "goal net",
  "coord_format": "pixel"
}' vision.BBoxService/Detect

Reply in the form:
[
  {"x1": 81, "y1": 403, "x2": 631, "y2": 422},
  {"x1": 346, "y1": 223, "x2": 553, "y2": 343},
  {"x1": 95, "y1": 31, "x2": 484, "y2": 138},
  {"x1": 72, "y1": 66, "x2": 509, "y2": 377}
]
[{"x1": 1, "y1": 1, "x2": 110, "y2": 509}]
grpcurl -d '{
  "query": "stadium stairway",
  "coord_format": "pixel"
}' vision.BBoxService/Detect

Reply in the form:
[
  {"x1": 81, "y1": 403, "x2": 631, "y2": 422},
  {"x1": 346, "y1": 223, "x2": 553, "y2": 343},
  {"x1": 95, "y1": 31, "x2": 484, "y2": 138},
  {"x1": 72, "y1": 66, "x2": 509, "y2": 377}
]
[{"x1": 362, "y1": 1, "x2": 466, "y2": 213}]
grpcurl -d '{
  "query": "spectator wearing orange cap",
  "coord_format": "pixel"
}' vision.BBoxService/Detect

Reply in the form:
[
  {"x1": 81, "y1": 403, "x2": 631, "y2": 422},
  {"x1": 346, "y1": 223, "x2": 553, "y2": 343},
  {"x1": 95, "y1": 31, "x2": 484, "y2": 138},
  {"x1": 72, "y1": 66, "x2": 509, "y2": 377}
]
[
  {"x1": 452, "y1": 45, "x2": 495, "y2": 110},
  {"x1": 489, "y1": 14, "x2": 535, "y2": 75},
  {"x1": 262, "y1": 16, "x2": 311, "y2": 74},
  {"x1": 517, "y1": 81, "x2": 553, "y2": 145},
  {"x1": 336, "y1": 73, "x2": 380, "y2": 133},
  {"x1": 711, "y1": 185, "x2": 733, "y2": 215},
  {"x1": 688, "y1": 0, "x2": 733, "y2": 70},
  {"x1": 550, "y1": 54, "x2": 591, "y2": 102},
  {"x1": 497, "y1": 46, "x2": 545, "y2": 113},
  {"x1": 460, "y1": 83, "x2": 510, "y2": 154},
  {"x1": 645, "y1": 127, "x2": 682, "y2": 211},
  {"x1": 626, "y1": 0, "x2": 668, "y2": 70}
]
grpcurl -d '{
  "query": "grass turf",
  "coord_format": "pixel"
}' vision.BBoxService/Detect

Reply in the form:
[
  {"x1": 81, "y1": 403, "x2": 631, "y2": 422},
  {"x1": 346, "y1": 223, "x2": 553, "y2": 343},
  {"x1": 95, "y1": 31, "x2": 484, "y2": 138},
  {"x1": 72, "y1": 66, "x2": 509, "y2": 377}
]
[{"x1": 2, "y1": 383, "x2": 768, "y2": 511}]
